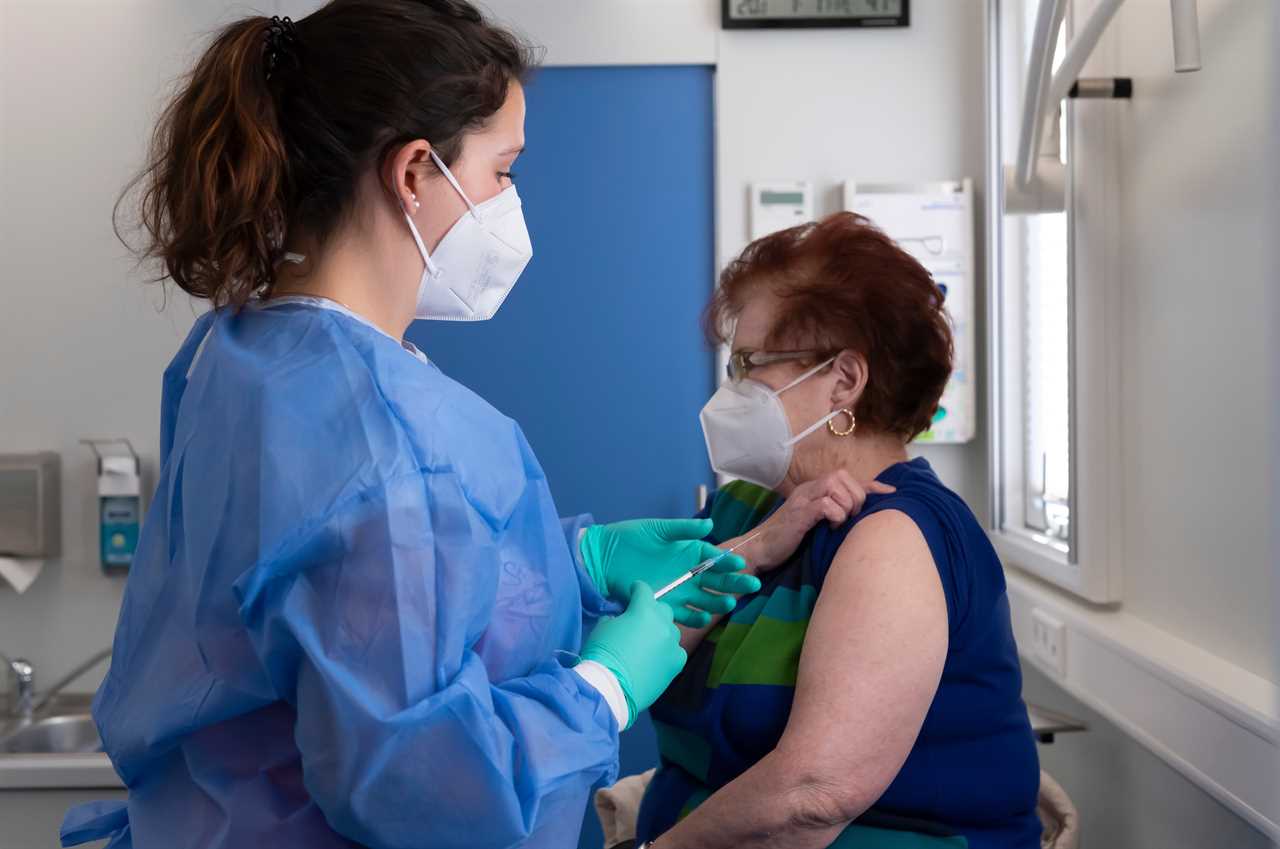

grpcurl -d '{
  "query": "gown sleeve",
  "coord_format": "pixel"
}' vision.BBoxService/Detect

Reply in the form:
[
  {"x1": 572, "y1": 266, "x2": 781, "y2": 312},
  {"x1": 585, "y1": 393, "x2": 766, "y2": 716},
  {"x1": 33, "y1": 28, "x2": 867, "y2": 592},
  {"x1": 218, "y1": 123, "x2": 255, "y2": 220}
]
[{"x1": 235, "y1": 468, "x2": 621, "y2": 849}]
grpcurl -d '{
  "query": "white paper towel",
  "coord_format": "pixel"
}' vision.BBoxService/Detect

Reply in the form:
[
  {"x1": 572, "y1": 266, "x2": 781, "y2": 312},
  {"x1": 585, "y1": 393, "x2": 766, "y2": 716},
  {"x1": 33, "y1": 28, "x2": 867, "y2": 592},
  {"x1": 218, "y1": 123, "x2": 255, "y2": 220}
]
[{"x1": 0, "y1": 557, "x2": 44, "y2": 594}]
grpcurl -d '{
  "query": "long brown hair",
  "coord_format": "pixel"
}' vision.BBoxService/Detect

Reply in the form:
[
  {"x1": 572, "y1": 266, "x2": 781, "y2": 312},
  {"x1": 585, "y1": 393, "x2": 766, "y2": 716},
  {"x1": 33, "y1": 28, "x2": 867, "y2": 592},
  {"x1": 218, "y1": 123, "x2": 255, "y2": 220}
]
[{"x1": 120, "y1": 0, "x2": 534, "y2": 308}]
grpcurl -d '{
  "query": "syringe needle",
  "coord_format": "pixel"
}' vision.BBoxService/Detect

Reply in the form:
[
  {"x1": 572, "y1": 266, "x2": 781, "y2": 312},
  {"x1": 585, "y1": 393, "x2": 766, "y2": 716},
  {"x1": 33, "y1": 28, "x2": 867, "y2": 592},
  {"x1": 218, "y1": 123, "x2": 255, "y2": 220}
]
[{"x1": 654, "y1": 527, "x2": 766, "y2": 600}]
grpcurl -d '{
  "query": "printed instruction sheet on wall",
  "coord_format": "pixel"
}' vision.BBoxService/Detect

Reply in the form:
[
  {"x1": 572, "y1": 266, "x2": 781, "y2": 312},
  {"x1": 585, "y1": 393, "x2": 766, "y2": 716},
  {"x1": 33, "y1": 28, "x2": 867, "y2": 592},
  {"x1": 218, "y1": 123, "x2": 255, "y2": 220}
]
[{"x1": 843, "y1": 180, "x2": 975, "y2": 443}]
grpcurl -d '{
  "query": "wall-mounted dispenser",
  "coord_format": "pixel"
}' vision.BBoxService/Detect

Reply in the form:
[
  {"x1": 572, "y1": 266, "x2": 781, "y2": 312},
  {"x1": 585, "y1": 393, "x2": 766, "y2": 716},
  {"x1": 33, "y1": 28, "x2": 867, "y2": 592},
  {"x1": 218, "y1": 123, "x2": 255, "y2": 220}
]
[
  {"x1": 82, "y1": 439, "x2": 142, "y2": 571},
  {"x1": 0, "y1": 452, "x2": 61, "y2": 558},
  {"x1": 0, "y1": 452, "x2": 61, "y2": 593}
]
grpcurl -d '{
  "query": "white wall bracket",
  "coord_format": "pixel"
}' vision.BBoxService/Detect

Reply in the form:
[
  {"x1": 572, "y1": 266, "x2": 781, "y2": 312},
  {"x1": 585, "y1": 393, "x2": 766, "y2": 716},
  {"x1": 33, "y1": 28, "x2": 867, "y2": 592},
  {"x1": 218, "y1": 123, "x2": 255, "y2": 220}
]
[{"x1": 1005, "y1": 0, "x2": 1201, "y2": 215}]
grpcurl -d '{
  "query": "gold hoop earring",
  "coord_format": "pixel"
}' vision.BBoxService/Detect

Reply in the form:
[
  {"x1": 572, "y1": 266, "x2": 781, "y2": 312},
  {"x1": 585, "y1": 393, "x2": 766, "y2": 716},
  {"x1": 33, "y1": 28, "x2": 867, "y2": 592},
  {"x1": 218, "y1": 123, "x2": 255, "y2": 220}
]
[{"x1": 828, "y1": 409, "x2": 856, "y2": 437}]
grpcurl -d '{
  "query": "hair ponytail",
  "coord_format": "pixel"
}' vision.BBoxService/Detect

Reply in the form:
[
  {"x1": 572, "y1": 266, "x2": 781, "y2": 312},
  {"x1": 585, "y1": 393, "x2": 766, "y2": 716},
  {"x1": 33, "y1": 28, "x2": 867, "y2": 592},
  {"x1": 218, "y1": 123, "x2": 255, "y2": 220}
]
[{"x1": 121, "y1": 16, "x2": 289, "y2": 308}]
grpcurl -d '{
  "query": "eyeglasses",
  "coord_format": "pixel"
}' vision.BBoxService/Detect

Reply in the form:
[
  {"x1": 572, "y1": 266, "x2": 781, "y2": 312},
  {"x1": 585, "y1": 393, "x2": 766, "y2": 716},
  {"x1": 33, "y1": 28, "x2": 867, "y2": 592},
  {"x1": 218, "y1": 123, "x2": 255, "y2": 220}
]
[{"x1": 726, "y1": 349, "x2": 835, "y2": 383}]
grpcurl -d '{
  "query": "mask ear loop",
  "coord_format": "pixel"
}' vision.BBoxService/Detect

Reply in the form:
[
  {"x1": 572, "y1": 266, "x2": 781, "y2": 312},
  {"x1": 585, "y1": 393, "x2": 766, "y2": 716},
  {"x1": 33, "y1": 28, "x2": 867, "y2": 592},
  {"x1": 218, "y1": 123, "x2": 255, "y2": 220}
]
[
  {"x1": 784, "y1": 409, "x2": 843, "y2": 448},
  {"x1": 402, "y1": 206, "x2": 441, "y2": 278},
  {"x1": 774, "y1": 357, "x2": 841, "y2": 448},
  {"x1": 775, "y1": 356, "x2": 837, "y2": 395},
  {"x1": 273, "y1": 251, "x2": 307, "y2": 268},
  {"x1": 429, "y1": 150, "x2": 482, "y2": 219},
  {"x1": 402, "y1": 149, "x2": 487, "y2": 280}
]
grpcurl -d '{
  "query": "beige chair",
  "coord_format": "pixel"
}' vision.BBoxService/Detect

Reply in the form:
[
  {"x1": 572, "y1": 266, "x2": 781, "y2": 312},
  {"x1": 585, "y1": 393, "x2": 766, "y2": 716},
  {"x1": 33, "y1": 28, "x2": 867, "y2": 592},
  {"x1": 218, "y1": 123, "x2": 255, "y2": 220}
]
[
  {"x1": 595, "y1": 769, "x2": 1079, "y2": 849},
  {"x1": 1035, "y1": 770, "x2": 1080, "y2": 849},
  {"x1": 594, "y1": 769, "x2": 654, "y2": 849}
]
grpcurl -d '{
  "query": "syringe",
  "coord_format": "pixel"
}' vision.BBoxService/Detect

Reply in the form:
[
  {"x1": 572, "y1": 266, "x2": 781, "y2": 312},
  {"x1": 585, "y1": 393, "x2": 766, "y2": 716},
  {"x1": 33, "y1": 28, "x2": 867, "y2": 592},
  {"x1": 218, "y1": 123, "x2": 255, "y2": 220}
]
[{"x1": 653, "y1": 527, "x2": 767, "y2": 601}]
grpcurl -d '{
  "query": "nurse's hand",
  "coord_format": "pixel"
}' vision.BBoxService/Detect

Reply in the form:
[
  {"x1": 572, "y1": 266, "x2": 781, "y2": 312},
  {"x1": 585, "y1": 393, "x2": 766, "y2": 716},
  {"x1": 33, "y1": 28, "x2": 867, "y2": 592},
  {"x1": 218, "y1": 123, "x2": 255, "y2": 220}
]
[
  {"x1": 738, "y1": 472, "x2": 895, "y2": 572},
  {"x1": 581, "y1": 582, "x2": 688, "y2": 728},
  {"x1": 579, "y1": 519, "x2": 760, "y2": 627}
]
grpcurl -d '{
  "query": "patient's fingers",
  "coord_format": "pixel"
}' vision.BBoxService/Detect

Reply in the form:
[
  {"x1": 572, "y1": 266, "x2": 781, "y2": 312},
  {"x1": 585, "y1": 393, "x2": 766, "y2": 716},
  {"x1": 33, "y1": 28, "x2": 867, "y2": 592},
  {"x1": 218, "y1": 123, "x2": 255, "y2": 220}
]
[
  {"x1": 833, "y1": 470, "x2": 861, "y2": 509},
  {"x1": 820, "y1": 496, "x2": 847, "y2": 526},
  {"x1": 850, "y1": 479, "x2": 895, "y2": 512},
  {"x1": 822, "y1": 473, "x2": 856, "y2": 513}
]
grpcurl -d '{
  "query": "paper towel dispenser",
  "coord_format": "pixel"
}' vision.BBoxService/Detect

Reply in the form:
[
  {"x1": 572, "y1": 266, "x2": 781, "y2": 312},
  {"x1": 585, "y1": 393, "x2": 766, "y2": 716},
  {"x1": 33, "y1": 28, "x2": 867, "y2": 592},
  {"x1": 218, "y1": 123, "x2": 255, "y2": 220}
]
[{"x1": 0, "y1": 452, "x2": 61, "y2": 558}]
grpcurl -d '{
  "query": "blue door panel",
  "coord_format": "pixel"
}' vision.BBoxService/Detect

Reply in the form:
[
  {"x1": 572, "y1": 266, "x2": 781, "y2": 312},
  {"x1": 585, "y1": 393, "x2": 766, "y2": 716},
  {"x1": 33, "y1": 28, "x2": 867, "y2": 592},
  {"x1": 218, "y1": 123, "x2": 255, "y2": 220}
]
[{"x1": 404, "y1": 66, "x2": 715, "y2": 848}]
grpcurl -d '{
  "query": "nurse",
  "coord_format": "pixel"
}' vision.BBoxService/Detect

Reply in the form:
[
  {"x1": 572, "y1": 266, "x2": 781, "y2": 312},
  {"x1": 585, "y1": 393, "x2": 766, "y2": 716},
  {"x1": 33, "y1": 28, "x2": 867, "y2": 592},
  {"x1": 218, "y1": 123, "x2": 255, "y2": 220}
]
[{"x1": 59, "y1": 3, "x2": 759, "y2": 847}]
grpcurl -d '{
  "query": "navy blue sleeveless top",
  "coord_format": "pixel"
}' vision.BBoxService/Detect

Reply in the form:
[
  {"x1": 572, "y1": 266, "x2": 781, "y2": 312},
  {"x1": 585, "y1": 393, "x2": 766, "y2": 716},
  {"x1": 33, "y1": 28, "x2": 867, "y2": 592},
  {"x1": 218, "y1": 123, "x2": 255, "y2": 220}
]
[{"x1": 638, "y1": 458, "x2": 1042, "y2": 848}]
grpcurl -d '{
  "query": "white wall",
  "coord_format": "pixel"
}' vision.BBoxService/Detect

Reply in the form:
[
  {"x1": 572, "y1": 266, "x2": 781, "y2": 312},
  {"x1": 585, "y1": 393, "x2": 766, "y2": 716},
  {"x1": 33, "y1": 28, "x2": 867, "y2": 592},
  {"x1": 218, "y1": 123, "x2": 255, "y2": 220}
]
[
  {"x1": 1105, "y1": 0, "x2": 1277, "y2": 682},
  {"x1": 476, "y1": 0, "x2": 719, "y2": 67},
  {"x1": 0, "y1": 1, "x2": 224, "y2": 690},
  {"x1": 1022, "y1": 662, "x2": 1274, "y2": 849}
]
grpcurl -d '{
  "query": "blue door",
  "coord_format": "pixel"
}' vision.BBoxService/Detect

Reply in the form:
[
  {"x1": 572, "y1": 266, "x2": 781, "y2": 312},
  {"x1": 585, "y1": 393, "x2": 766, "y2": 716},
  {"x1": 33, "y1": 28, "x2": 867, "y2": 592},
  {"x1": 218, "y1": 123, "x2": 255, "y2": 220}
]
[{"x1": 405, "y1": 65, "x2": 716, "y2": 848}]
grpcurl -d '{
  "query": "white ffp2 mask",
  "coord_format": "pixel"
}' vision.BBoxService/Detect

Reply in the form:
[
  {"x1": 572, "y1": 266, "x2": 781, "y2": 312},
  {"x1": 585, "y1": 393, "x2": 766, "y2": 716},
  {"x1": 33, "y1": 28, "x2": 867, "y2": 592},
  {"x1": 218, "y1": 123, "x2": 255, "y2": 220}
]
[
  {"x1": 699, "y1": 358, "x2": 839, "y2": 490},
  {"x1": 403, "y1": 151, "x2": 532, "y2": 321}
]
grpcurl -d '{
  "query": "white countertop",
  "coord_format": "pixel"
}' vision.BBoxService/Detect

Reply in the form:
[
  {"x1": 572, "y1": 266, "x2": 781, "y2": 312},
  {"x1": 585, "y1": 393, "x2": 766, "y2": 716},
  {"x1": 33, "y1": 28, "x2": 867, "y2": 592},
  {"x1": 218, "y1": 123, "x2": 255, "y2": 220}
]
[{"x1": 0, "y1": 752, "x2": 122, "y2": 790}]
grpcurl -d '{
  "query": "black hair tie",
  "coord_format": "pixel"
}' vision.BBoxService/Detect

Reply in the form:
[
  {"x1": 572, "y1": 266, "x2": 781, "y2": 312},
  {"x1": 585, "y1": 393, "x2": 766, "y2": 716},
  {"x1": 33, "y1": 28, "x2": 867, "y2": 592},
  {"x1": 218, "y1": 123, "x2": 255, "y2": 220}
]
[{"x1": 264, "y1": 16, "x2": 300, "y2": 81}]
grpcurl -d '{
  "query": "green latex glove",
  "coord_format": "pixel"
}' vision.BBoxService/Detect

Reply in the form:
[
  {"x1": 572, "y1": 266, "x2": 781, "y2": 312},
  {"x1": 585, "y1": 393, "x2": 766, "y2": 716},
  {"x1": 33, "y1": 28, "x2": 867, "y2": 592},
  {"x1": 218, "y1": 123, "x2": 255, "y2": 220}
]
[
  {"x1": 579, "y1": 518, "x2": 761, "y2": 628},
  {"x1": 581, "y1": 582, "x2": 687, "y2": 728}
]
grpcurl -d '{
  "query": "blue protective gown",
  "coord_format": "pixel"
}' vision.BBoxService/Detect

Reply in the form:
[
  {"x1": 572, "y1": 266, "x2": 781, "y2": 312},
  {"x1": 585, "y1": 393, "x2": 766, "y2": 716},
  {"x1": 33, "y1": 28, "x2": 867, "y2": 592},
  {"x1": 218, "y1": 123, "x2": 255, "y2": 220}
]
[{"x1": 61, "y1": 300, "x2": 621, "y2": 849}]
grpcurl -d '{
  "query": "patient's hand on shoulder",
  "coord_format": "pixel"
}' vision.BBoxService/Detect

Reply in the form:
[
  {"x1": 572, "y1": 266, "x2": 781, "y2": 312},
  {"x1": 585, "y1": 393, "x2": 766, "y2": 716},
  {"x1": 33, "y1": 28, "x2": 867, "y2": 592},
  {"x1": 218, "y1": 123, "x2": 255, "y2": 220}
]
[{"x1": 738, "y1": 471, "x2": 894, "y2": 573}]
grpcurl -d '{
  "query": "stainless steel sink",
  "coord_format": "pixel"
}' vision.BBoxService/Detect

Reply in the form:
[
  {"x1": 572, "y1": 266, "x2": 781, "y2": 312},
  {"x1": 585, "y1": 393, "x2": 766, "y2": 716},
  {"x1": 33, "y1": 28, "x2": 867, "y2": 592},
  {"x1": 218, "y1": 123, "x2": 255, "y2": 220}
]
[{"x1": 0, "y1": 714, "x2": 102, "y2": 754}]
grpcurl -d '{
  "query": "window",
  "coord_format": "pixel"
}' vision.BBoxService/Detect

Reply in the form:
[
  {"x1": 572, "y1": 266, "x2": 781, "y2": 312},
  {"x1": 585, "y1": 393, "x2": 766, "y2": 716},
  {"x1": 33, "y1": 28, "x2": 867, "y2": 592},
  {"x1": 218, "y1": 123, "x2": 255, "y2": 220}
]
[
  {"x1": 1019, "y1": 108, "x2": 1070, "y2": 547},
  {"x1": 986, "y1": 0, "x2": 1122, "y2": 602}
]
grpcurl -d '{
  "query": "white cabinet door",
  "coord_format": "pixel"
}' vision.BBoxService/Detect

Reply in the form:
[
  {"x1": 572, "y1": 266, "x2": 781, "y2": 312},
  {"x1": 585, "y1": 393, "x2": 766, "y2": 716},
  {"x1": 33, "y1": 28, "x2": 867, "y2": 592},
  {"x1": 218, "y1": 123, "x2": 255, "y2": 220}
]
[{"x1": 0, "y1": 789, "x2": 126, "y2": 849}]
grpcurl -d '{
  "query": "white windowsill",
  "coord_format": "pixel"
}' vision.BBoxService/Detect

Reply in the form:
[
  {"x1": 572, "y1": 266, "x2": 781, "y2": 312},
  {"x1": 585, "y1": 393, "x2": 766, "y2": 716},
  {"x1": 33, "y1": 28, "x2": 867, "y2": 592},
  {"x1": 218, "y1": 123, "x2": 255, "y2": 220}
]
[
  {"x1": 992, "y1": 529, "x2": 1080, "y2": 597},
  {"x1": 1004, "y1": 566, "x2": 1280, "y2": 840}
]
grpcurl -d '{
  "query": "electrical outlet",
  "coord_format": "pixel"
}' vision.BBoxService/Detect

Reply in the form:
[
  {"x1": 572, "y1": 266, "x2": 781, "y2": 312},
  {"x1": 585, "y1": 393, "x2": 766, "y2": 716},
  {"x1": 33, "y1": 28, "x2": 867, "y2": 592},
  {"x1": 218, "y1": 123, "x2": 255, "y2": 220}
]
[{"x1": 1030, "y1": 608, "x2": 1067, "y2": 677}]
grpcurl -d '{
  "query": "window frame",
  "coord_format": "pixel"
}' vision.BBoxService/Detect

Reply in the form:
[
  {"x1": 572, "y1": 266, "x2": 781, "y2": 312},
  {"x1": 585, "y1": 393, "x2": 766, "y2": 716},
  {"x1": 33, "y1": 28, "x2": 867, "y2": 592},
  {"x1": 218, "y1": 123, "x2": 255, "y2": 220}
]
[{"x1": 985, "y1": 0, "x2": 1123, "y2": 603}]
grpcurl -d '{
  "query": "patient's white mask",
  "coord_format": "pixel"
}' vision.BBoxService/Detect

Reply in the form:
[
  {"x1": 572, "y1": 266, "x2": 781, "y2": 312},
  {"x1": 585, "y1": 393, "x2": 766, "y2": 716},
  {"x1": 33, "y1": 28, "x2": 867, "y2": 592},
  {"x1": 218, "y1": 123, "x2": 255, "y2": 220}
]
[{"x1": 699, "y1": 358, "x2": 839, "y2": 490}]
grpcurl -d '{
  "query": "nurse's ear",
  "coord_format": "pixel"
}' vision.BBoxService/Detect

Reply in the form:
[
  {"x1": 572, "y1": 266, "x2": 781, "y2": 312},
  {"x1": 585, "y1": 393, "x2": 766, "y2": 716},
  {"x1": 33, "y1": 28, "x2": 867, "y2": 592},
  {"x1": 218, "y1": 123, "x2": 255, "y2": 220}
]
[
  {"x1": 828, "y1": 350, "x2": 868, "y2": 412},
  {"x1": 383, "y1": 139, "x2": 434, "y2": 215}
]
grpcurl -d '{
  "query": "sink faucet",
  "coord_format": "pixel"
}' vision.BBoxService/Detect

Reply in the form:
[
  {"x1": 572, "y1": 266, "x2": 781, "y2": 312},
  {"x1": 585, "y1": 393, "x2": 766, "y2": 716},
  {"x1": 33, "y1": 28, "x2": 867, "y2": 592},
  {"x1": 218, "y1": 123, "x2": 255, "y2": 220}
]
[
  {"x1": 0, "y1": 654, "x2": 36, "y2": 720},
  {"x1": 1, "y1": 649, "x2": 111, "y2": 721},
  {"x1": 30, "y1": 649, "x2": 112, "y2": 716}
]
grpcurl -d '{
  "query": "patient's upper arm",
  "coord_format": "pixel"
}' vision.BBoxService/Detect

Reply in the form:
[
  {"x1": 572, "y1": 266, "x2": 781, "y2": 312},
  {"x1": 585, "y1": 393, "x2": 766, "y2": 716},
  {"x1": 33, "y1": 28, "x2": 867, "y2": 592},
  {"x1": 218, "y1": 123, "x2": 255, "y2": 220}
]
[{"x1": 774, "y1": 508, "x2": 948, "y2": 819}]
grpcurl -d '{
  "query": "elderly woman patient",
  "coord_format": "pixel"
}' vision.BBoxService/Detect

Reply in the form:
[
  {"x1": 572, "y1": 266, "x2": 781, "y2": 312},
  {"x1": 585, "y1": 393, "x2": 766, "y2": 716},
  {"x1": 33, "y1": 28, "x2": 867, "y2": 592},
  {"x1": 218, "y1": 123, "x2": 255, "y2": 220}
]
[{"x1": 636, "y1": 213, "x2": 1041, "y2": 849}]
